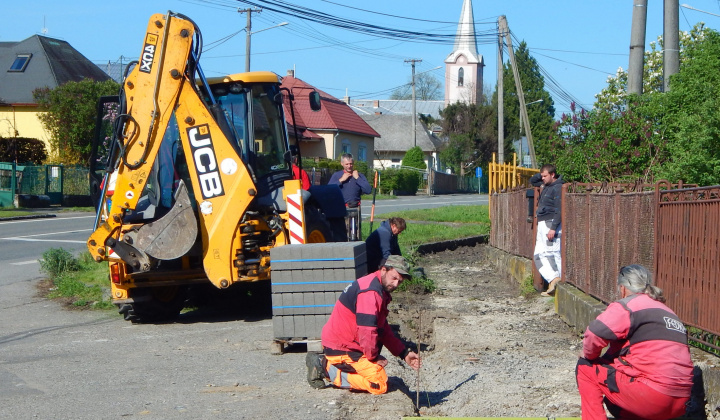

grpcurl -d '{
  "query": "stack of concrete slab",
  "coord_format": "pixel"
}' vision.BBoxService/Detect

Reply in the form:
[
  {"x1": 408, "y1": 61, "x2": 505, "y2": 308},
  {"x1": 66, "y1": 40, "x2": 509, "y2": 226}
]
[{"x1": 270, "y1": 242, "x2": 367, "y2": 340}]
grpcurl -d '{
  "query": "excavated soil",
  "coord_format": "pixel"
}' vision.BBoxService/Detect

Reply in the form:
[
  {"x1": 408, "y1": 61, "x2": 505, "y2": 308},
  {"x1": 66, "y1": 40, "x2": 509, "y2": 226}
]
[{"x1": 332, "y1": 244, "x2": 584, "y2": 419}]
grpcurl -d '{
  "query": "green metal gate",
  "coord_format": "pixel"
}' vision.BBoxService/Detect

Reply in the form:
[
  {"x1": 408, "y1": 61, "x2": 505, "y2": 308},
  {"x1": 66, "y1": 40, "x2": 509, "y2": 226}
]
[
  {"x1": 0, "y1": 163, "x2": 19, "y2": 207},
  {"x1": 45, "y1": 165, "x2": 64, "y2": 205}
]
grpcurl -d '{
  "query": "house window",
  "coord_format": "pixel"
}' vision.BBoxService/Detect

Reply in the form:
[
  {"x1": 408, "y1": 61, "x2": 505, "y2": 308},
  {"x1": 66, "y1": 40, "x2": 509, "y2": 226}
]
[
  {"x1": 341, "y1": 140, "x2": 351, "y2": 155},
  {"x1": 391, "y1": 158, "x2": 401, "y2": 163},
  {"x1": 358, "y1": 145, "x2": 367, "y2": 162},
  {"x1": 457, "y1": 67, "x2": 464, "y2": 86},
  {"x1": 9, "y1": 54, "x2": 32, "y2": 72}
]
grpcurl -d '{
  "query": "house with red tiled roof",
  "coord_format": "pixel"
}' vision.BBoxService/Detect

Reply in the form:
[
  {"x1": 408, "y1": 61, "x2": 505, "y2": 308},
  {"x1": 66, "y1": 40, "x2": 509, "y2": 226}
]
[{"x1": 281, "y1": 72, "x2": 379, "y2": 167}]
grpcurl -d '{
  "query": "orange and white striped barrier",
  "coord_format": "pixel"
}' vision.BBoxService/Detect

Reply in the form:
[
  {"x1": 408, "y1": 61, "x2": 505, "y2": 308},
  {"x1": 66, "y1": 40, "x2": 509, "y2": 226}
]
[{"x1": 286, "y1": 191, "x2": 305, "y2": 244}]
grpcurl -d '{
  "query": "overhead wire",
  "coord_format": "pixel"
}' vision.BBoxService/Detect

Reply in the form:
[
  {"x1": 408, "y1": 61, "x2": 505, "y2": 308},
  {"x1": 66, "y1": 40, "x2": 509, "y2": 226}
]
[{"x1": 182, "y1": 0, "x2": 590, "y2": 111}]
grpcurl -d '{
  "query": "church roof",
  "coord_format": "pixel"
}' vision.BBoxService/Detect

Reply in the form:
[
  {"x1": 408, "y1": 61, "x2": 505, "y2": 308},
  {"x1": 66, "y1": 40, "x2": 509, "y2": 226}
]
[{"x1": 445, "y1": 0, "x2": 483, "y2": 64}]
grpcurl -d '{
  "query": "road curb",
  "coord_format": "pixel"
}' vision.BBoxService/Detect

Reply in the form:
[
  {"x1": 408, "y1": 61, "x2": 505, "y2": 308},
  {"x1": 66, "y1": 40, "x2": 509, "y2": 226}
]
[
  {"x1": 0, "y1": 213, "x2": 57, "y2": 222},
  {"x1": 413, "y1": 234, "x2": 489, "y2": 255}
]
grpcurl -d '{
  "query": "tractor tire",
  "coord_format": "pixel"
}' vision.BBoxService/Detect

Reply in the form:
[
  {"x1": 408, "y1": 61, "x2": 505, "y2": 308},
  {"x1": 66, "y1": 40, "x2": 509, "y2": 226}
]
[
  {"x1": 117, "y1": 286, "x2": 187, "y2": 323},
  {"x1": 305, "y1": 206, "x2": 332, "y2": 243}
]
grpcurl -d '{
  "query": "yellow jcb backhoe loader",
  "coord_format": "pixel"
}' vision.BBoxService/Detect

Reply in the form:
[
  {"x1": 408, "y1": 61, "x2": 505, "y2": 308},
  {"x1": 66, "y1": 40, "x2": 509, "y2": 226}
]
[{"x1": 87, "y1": 11, "x2": 347, "y2": 322}]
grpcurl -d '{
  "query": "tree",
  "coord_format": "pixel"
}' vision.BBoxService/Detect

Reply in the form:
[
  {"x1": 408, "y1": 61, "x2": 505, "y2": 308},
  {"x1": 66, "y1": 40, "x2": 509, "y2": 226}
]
[
  {"x1": 33, "y1": 79, "x2": 119, "y2": 165},
  {"x1": 654, "y1": 28, "x2": 720, "y2": 185},
  {"x1": 402, "y1": 146, "x2": 426, "y2": 169},
  {"x1": 439, "y1": 101, "x2": 496, "y2": 174},
  {"x1": 542, "y1": 100, "x2": 663, "y2": 183},
  {"x1": 495, "y1": 41, "x2": 555, "y2": 163},
  {"x1": 390, "y1": 72, "x2": 443, "y2": 101},
  {"x1": 595, "y1": 23, "x2": 708, "y2": 110},
  {"x1": 546, "y1": 26, "x2": 720, "y2": 186}
]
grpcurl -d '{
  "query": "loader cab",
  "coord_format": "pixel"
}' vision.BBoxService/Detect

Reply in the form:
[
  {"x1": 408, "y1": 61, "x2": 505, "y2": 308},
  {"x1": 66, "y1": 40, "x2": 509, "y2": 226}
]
[{"x1": 208, "y1": 73, "x2": 292, "y2": 201}]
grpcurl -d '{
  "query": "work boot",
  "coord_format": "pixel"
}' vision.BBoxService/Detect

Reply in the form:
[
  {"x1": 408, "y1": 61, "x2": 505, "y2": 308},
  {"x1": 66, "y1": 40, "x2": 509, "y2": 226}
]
[
  {"x1": 541, "y1": 277, "x2": 560, "y2": 297},
  {"x1": 305, "y1": 352, "x2": 327, "y2": 389}
]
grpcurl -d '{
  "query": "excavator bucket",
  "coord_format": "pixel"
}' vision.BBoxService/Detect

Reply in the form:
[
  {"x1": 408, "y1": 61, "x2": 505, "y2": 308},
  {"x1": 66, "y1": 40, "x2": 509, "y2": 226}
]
[{"x1": 135, "y1": 181, "x2": 198, "y2": 260}]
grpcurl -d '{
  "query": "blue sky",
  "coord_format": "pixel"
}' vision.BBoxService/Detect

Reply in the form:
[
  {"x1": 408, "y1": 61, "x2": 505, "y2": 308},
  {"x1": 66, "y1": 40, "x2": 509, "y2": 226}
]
[{"x1": 4, "y1": 0, "x2": 720, "y2": 116}]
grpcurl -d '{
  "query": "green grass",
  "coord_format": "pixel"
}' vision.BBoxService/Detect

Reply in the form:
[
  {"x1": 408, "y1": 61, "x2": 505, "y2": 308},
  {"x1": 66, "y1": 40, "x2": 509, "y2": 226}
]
[
  {"x1": 58, "y1": 206, "x2": 94, "y2": 213},
  {"x1": 0, "y1": 210, "x2": 31, "y2": 218},
  {"x1": 380, "y1": 205, "x2": 489, "y2": 224},
  {"x1": 40, "y1": 249, "x2": 113, "y2": 309},
  {"x1": 519, "y1": 274, "x2": 537, "y2": 297},
  {"x1": 365, "y1": 205, "x2": 490, "y2": 254}
]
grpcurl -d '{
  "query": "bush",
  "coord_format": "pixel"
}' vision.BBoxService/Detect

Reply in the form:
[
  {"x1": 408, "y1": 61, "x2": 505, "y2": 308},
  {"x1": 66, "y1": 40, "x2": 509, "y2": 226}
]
[
  {"x1": 379, "y1": 168, "x2": 420, "y2": 194},
  {"x1": 402, "y1": 146, "x2": 427, "y2": 169},
  {"x1": 0, "y1": 137, "x2": 47, "y2": 164},
  {"x1": 39, "y1": 248, "x2": 80, "y2": 278}
]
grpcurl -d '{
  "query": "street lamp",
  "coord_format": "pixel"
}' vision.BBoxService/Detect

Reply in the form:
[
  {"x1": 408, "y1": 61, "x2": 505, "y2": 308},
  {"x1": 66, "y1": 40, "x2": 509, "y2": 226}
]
[
  {"x1": 519, "y1": 99, "x2": 543, "y2": 167},
  {"x1": 245, "y1": 21, "x2": 288, "y2": 72},
  {"x1": 681, "y1": 4, "x2": 720, "y2": 18}
]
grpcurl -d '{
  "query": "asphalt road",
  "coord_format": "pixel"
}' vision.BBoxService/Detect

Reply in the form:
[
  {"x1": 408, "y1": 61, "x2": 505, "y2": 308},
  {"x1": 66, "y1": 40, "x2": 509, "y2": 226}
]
[
  {"x1": 0, "y1": 213, "x2": 95, "y2": 286},
  {"x1": 361, "y1": 193, "x2": 488, "y2": 218}
]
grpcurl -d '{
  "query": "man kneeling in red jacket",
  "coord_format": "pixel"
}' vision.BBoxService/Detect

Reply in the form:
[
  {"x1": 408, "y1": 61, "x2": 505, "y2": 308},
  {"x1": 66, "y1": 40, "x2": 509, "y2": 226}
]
[
  {"x1": 576, "y1": 264, "x2": 693, "y2": 420},
  {"x1": 306, "y1": 255, "x2": 421, "y2": 394}
]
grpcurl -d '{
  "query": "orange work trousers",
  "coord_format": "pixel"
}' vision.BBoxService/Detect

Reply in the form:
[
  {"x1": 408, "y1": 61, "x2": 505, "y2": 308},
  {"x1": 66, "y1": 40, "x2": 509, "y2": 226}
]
[{"x1": 324, "y1": 353, "x2": 388, "y2": 395}]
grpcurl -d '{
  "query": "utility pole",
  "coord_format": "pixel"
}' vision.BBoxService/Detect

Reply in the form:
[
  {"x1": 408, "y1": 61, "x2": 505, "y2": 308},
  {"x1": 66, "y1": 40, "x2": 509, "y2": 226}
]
[
  {"x1": 497, "y1": 19, "x2": 504, "y2": 164},
  {"x1": 405, "y1": 58, "x2": 422, "y2": 147},
  {"x1": 628, "y1": 0, "x2": 648, "y2": 95},
  {"x1": 663, "y1": 0, "x2": 679, "y2": 92},
  {"x1": 499, "y1": 15, "x2": 536, "y2": 168},
  {"x1": 239, "y1": 8, "x2": 262, "y2": 72}
]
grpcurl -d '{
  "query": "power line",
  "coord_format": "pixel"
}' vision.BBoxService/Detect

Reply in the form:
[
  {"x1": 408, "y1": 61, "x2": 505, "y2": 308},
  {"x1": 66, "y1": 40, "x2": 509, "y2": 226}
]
[{"x1": 318, "y1": 0, "x2": 499, "y2": 25}]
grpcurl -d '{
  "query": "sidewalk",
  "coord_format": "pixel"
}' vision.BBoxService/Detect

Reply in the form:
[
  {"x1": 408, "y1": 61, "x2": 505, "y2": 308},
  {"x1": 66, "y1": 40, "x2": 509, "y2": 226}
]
[{"x1": 0, "y1": 206, "x2": 89, "y2": 221}]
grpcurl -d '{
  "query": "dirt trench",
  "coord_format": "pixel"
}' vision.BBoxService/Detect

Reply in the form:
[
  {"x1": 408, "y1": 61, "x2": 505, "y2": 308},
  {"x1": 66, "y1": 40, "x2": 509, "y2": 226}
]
[{"x1": 332, "y1": 244, "x2": 584, "y2": 419}]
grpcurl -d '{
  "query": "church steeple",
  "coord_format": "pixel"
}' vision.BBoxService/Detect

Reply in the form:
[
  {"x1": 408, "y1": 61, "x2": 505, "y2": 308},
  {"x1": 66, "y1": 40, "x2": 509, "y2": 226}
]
[
  {"x1": 444, "y1": 0, "x2": 484, "y2": 105},
  {"x1": 449, "y1": 0, "x2": 481, "y2": 63}
]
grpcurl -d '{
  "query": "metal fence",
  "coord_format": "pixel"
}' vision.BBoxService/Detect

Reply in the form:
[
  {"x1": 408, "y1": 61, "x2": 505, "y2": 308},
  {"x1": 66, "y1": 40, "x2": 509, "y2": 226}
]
[
  {"x1": 0, "y1": 163, "x2": 90, "y2": 206},
  {"x1": 655, "y1": 183, "x2": 720, "y2": 340},
  {"x1": 489, "y1": 188, "x2": 535, "y2": 259},
  {"x1": 563, "y1": 182, "x2": 656, "y2": 303},
  {"x1": 490, "y1": 179, "x2": 720, "y2": 346}
]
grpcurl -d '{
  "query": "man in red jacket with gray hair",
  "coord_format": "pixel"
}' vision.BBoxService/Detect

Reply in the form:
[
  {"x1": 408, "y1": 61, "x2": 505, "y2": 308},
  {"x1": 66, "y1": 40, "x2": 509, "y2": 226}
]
[
  {"x1": 306, "y1": 255, "x2": 421, "y2": 394},
  {"x1": 576, "y1": 265, "x2": 693, "y2": 420}
]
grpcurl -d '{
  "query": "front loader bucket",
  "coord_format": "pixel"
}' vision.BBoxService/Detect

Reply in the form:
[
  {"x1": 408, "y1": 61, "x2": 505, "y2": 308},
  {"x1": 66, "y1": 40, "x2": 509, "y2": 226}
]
[{"x1": 136, "y1": 181, "x2": 198, "y2": 260}]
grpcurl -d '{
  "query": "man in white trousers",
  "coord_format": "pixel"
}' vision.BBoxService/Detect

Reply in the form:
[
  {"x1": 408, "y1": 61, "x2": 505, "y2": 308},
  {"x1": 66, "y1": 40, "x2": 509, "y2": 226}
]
[{"x1": 530, "y1": 164, "x2": 564, "y2": 296}]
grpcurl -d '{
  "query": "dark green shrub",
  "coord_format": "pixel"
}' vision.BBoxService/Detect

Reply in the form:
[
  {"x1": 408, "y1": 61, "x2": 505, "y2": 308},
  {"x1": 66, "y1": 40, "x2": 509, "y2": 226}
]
[
  {"x1": 402, "y1": 146, "x2": 427, "y2": 169},
  {"x1": 39, "y1": 248, "x2": 80, "y2": 278},
  {"x1": 379, "y1": 168, "x2": 420, "y2": 194},
  {"x1": 0, "y1": 137, "x2": 47, "y2": 163}
]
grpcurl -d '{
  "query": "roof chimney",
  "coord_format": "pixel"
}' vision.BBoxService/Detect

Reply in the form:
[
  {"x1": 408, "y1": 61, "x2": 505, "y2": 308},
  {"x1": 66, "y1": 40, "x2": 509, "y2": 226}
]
[
  {"x1": 287, "y1": 69, "x2": 295, "y2": 77},
  {"x1": 373, "y1": 100, "x2": 380, "y2": 108}
]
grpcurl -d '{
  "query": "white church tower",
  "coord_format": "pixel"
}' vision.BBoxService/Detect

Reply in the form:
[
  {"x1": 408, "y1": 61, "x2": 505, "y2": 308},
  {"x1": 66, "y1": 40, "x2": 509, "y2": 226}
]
[{"x1": 445, "y1": 0, "x2": 484, "y2": 105}]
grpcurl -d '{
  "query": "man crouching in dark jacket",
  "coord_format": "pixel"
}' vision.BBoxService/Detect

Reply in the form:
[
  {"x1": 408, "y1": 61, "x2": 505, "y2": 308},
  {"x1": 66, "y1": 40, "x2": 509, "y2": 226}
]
[{"x1": 365, "y1": 217, "x2": 406, "y2": 273}]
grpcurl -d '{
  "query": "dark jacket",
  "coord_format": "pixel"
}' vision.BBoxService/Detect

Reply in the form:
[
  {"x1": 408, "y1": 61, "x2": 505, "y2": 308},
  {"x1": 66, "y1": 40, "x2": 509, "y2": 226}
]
[
  {"x1": 328, "y1": 170, "x2": 372, "y2": 206},
  {"x1": 365, "y1": 220, "x2": 401, "y2": 273},
  {"x1": 530, "y1": 173, "x2": 564, "y2": 230}
]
